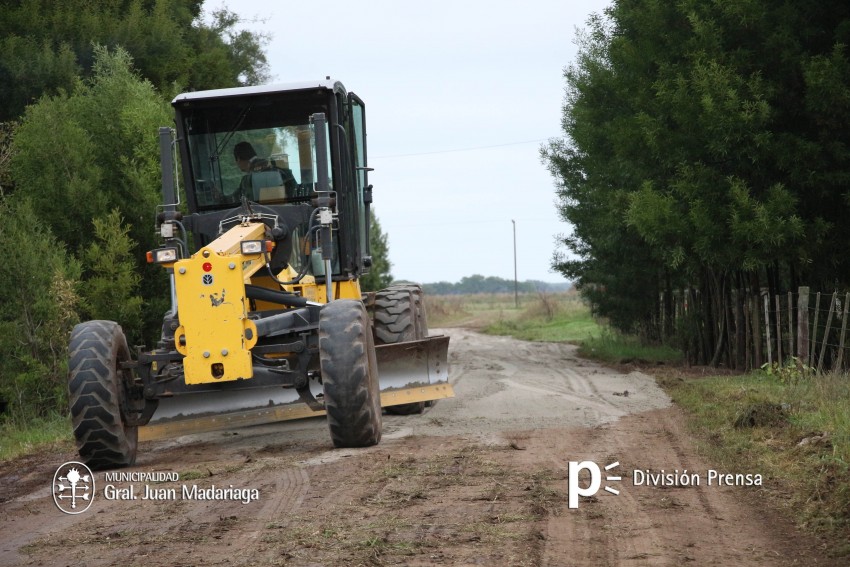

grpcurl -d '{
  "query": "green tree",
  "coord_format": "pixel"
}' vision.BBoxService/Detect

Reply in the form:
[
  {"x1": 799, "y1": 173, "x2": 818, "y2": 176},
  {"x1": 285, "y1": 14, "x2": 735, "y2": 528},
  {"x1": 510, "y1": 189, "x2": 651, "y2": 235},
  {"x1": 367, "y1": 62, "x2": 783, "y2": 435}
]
[
  {"x1": 360, "y1": 210, "x2": 393, "y2": 292},
  {"x1": 79, "y1": 210, "x2": 144, "y2": 342},
  {"x1": 0, "y1": 0, "x2": 270, "y2": 122},
  {"x1": 12, "y1": 45, "x2": 168, "y2": 254},
  {"x1": 0, "y1": 121, "x2": 16, "y2": 196},
  {"x1": 0, "y1": 198, "x2": 81, "y2": 418},
  {"x1": 543, "y1": 11, "x2": 666, "y2": 335},
  {"x1": 11, "y1": 46, "x2": 171, "y2": 341},
  {"x1": 545, "y1": 1, "x2": 850, "y2": 360}
]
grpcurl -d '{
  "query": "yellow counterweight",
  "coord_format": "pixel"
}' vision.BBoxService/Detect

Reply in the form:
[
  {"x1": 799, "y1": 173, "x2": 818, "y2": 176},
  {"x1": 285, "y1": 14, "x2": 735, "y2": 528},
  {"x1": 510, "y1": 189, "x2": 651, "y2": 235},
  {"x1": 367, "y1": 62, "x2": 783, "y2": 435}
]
[{"x1": 173, "y1": 222, "x2": 266, "y2": 384}]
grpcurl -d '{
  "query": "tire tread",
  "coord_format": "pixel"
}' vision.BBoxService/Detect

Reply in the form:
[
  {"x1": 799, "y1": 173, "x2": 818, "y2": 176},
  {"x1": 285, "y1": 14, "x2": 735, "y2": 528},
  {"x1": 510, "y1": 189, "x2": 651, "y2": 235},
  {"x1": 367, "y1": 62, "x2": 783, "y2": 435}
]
[{"x1": 68, "y1": 320, "x2": 137, "y2": 470}]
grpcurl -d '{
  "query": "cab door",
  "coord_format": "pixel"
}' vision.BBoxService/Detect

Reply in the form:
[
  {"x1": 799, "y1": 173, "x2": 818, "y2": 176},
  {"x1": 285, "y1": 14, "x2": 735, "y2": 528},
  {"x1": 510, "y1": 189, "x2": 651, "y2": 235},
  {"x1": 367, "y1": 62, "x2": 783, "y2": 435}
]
[{"x1": 348, "y1": 92, "x2": 371, "y2": 275}]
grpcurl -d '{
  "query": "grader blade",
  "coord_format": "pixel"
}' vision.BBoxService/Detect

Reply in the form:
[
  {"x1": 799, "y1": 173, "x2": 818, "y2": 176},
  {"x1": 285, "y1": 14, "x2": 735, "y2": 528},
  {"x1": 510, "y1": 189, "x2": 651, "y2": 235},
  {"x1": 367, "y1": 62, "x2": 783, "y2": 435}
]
[
  {"x1": 138, "y1": 334, "x2": 452, "y2": 441},
  {"x1": 373, "y1": 334, "x2": 453, "y2": 407}
]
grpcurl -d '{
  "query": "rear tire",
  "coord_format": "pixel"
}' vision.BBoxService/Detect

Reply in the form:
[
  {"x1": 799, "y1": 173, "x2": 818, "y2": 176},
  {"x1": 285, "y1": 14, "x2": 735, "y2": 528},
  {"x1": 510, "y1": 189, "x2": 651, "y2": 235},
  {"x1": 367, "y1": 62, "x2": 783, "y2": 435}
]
[
  {"x1": 68, "y1": 321, "x2": 138, "y2": 470},
  {"x1": 319, "y1": 300, "x2": 382, "y2": 448},
  {"x1": 372, "y1": 284, "x2": 429, "y2": 415}
]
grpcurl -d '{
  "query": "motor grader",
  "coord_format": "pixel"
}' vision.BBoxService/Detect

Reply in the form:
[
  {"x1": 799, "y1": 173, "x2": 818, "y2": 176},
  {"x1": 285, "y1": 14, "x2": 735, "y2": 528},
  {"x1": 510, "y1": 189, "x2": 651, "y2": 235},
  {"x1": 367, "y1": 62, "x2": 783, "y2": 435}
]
[{"x1": 67, "y1": 79, "x2": 452, "y2": 470}]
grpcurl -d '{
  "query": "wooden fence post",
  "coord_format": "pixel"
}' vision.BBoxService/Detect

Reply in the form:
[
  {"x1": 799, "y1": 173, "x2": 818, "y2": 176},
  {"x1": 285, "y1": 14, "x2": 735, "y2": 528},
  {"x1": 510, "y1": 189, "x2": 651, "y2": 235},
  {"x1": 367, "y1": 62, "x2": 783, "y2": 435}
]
[
  {"x1": 798, "y1": 287, "x2": 809, "y2": 366},
  {"x1": 752, "y1": 292, "x2": 763, "y2": 369},
  {"x1": 734, "y1": 289, "x2": 746, "y2": 370},
  {"x1": 810, "y1": 292, "x2": 821, "y2": 369},
  {"x1": 763, "y1": 289, "x2": 773, "y2": 368},
  {"x1": 836, "y1": 292, "x2": 850, "y2": 372},
  {"x1": 787, "y1": 292, "x2": 794, "y2": 358},
  {"x1": 817, "y1": 292, "x2": 837, "y2": 375}
]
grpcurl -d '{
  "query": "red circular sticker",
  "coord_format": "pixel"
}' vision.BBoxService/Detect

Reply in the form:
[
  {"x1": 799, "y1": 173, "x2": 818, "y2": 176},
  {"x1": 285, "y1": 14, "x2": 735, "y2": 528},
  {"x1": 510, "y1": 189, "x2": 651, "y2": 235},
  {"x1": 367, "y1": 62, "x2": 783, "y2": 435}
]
[{"x1": 202, "y1": 262, "x2": 213, "y2": 272}]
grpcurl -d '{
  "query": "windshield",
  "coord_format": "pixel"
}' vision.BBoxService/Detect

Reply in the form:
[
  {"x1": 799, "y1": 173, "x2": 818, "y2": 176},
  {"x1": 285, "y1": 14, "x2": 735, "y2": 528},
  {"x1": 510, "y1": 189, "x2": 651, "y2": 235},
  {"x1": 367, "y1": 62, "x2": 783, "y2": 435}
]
[{"x1": 180, "y1": 101, "x2": 332, "y2": 210}]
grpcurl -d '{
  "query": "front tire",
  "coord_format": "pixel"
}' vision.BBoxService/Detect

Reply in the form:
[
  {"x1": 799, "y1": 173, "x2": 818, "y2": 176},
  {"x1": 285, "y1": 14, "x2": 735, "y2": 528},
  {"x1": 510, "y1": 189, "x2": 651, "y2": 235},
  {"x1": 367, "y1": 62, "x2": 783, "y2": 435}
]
[
  {"x1": 319, "y1": 300, "x2": 382, "y2": 448},
  {"x1": 68, "y1": 321, "x2": 138, "y2": 469}
]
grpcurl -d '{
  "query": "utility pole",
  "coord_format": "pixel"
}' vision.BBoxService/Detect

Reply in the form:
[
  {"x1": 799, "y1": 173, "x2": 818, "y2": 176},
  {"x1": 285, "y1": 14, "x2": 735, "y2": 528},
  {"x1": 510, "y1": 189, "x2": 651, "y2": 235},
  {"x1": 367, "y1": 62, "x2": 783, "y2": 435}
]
[{"x1": 512, "y1": 219, "x2": 518, "y2": 309}]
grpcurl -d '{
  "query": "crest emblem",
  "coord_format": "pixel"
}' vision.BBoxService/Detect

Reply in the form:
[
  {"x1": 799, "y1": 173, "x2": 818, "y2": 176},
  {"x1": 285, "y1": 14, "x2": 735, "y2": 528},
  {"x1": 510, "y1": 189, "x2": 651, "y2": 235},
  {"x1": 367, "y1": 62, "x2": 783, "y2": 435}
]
[{"x1": 53, "y1": 461, "x2": 95, "y2": 514}]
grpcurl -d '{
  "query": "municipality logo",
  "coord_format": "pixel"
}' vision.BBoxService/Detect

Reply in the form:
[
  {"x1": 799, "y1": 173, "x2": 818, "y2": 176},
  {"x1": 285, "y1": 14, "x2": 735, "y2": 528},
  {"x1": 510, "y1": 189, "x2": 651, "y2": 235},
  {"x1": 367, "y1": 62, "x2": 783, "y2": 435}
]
[
  {"x1": 53, "y1": 461, "x2": 95, "y2": 514},
  {"x1": 568, "y1": 460, "x2": 622, "y2": 509}
]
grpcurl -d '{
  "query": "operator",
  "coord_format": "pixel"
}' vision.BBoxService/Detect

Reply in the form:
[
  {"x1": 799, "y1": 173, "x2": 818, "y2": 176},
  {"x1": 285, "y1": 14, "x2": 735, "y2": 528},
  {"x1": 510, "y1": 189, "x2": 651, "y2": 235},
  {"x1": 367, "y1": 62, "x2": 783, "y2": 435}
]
[{"x1": 233, "y1": 141, "x2": 297, "y2": 200}]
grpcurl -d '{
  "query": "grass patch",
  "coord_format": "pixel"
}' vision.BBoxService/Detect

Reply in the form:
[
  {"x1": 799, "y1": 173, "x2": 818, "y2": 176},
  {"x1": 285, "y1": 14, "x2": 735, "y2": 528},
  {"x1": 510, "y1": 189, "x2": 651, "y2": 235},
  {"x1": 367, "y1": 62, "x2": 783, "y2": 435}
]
[
  {"x1": 0, "y1": 411, "x2": 73, "y2": 462},
  {"x1": 428, "y1": 292, "x2": 525, "y2": 329},
  {"x1": 578, "y1": 330, "x2": 683, "y2": 365},
  {"x1": 429, "y1": 291, "x2": 681, "y2": 366},
  {"x1": 662, "y1": 370, "x2": 850, "y2": 544},
  {"x1": 483, "y1": 292, "x2": 604, "y2": 342},
  {"x1": 180, "y1": 470, "x2": 210, "y2": 481},
  {"x1": 486, "y1": 311, "x2": 601, "y2": 343}
]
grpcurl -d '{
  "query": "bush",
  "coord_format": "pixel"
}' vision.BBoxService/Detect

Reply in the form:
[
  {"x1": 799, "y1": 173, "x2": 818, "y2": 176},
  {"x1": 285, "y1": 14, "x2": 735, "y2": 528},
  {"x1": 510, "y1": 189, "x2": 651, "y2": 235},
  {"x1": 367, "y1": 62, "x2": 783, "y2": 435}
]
[{"x1": 0, "y1": 198, "x2": 81, "y2": 418}]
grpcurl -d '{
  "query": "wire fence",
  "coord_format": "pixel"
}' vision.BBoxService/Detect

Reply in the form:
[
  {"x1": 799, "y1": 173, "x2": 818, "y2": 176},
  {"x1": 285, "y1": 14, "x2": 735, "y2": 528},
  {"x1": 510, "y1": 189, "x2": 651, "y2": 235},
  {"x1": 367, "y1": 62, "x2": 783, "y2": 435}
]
[
  {"x1": 659, "y1": 286, "x2": 850, "y2": 373},
  {"x1": 766, "y1": 288, "x2": 850, "y2": 373}
]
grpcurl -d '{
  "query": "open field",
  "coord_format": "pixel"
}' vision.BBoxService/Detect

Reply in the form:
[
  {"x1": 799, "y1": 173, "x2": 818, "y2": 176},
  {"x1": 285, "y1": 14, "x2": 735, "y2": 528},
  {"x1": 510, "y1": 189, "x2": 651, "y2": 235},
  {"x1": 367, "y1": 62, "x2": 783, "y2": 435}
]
[
  {"x1": 429, "y1": 291, "x2": 681, "y2": 364},
  {"x1": 428, "y1": 291, "x2": 600, "y2": 340}
]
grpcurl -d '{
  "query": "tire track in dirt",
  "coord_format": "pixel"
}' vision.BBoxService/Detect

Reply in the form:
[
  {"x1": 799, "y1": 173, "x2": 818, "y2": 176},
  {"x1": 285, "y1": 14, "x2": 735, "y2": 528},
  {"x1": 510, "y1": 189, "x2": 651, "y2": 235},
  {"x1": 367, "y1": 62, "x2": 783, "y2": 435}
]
[
  {"x1": 532, "y1": 408, "x2": 832, "y2": 566},
  {"x1": 206, "y1": 465, "x2": 311, "y2": 565},
  {"x1": 402, "y1": 329, "x2": 671, "y2": 440}
]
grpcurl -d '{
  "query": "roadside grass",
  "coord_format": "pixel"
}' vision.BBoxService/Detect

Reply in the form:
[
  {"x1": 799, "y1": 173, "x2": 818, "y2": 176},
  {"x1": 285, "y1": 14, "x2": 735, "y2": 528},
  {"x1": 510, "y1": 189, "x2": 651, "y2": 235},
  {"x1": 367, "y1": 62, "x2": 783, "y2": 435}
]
[
  {"x1": 660, "y1": 370, "x2": 850, "y2": 550},
  {"x1": 427, "y1": 292, "x2": 528, "y2": 329},
  {"x1": 485, "y1": 295, "x2": 601, "y2": 343},
  {"x1": 0, "y1": 411, "x2": 73, "y2": 461},
  {"x1": 429, "y1": 290, "x2": 602, "y2": 342},
  {"x1": 578, "y1": 329, "x2": 683, "y2": 365},
  {"x1": 428, "y1": 290, "x2": 681, "y2": 364}
]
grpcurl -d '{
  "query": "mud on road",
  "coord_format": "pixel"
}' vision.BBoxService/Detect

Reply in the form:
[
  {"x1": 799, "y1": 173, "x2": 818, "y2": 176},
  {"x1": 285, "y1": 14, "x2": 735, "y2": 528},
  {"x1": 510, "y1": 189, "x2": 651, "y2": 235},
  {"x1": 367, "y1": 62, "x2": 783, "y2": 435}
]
[{"x1": 0, "y1": 329, "x2": 840, "y2": 566}]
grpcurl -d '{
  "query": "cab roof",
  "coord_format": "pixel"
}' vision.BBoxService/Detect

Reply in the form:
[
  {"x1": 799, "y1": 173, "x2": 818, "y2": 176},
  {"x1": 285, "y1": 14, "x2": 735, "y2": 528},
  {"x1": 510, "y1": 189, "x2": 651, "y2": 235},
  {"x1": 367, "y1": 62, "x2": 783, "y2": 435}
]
[{"x1": 172, "y1": 79, "x2": 346, "y2": 104}]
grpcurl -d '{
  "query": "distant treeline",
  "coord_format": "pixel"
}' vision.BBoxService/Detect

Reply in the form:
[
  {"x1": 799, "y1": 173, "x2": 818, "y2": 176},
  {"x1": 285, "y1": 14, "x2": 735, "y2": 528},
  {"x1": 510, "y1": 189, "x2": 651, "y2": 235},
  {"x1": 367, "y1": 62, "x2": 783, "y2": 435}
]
[{"x1": 422, "y1": 275, "x2": 572, "y2": 295}]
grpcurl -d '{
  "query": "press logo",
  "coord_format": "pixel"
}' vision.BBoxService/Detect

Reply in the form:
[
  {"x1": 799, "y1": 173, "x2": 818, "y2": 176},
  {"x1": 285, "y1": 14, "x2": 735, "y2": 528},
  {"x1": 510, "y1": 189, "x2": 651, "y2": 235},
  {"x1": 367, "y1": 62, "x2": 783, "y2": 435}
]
[
  {"x1": 568, "y1": 460, "x2": 621, "y2": 509},
  {"x1": 53, "y1": 461, "x2": 95, "y2": 514}
]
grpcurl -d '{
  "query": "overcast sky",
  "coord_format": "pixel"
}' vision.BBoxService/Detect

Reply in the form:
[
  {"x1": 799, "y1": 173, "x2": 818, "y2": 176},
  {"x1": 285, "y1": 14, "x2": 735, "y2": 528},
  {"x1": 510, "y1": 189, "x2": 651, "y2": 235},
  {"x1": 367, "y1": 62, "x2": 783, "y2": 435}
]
[{"x1": 222, "y1": 0, "x2": 611, "y2": 284}]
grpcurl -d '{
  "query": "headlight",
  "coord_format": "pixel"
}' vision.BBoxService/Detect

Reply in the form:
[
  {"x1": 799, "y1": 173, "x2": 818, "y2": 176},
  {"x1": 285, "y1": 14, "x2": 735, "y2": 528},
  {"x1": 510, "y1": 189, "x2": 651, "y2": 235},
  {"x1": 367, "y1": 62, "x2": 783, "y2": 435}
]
[
  {"x1": 241, "y1": 240, "x2": 273, "y2": 255},
  {"x1": 147, "y1": 247, "x2": 178, "y2": 264},
  {"x1": 241, "y1": 240, "x2": 264, "y2": 255}
]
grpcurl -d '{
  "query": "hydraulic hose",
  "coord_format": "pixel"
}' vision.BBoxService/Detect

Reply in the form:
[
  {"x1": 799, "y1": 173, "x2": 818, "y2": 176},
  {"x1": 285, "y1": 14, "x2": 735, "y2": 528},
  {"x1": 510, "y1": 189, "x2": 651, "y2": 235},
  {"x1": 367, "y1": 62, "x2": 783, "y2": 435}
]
[{"x1": 245, "y1": 285, "x2": 311, "y2": 307}]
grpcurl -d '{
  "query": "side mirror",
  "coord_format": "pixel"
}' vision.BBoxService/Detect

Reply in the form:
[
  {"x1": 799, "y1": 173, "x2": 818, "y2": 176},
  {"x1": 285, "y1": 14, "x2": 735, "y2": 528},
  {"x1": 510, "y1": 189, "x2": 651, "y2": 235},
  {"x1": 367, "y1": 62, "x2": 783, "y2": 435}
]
[{"x1": 158, "y1": 127, "x2": 177, "y2": 215}]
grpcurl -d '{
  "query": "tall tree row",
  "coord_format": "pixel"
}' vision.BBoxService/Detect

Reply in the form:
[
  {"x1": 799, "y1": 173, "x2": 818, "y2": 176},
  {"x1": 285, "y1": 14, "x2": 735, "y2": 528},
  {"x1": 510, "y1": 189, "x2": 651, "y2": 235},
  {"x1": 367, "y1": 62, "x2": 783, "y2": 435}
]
[
  {"x1": 545, "y1": 0, "x2": 850, "y2": 364},
  {"x1": 0, "y1": 0, "x2": 270, "y2": 122},
  {"x1": 0, "y1": 1, "x2": 268, "y2": 418}
]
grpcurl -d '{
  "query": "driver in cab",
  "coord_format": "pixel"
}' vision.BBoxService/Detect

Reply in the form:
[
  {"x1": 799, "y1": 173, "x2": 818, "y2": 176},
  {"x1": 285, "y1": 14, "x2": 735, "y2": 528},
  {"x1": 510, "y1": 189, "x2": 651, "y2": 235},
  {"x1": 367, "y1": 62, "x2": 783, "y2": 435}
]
[{"x1": 233, "y1": 141, "x2": 297, "y2": 201}]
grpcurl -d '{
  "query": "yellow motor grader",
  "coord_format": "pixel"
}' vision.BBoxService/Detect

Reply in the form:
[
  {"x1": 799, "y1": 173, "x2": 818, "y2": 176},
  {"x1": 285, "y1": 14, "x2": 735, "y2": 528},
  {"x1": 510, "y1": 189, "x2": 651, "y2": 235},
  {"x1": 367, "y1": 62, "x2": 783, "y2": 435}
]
[{"x1": 67, "y1": 80, "x2": 452, "y2": 469}]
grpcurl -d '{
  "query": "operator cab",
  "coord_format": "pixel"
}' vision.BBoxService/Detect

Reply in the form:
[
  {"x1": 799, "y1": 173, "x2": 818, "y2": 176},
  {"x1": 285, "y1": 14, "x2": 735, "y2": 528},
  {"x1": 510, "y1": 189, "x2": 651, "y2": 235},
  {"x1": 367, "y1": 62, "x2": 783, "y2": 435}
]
[{"x1": 171, "y1": 80, "x2": 371, "y2": 281}]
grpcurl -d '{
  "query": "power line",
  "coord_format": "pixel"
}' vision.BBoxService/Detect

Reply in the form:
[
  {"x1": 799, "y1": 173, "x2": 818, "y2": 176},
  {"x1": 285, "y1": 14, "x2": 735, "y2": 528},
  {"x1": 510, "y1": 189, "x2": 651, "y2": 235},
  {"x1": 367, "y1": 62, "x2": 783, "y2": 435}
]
[
  {"x1": 371, "y1": 137, "x2": 558, "y2": 159},
  {"x1": 381, "y1": 217, "x2": 567, "y2": 230}
]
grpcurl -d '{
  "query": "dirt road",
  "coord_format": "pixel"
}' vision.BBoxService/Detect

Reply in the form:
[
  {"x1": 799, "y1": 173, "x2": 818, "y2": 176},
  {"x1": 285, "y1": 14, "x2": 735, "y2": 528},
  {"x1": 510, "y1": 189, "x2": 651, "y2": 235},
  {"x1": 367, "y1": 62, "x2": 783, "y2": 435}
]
[{"x1": 0, "y1": 329, "x2": 839, "y2": 566}]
